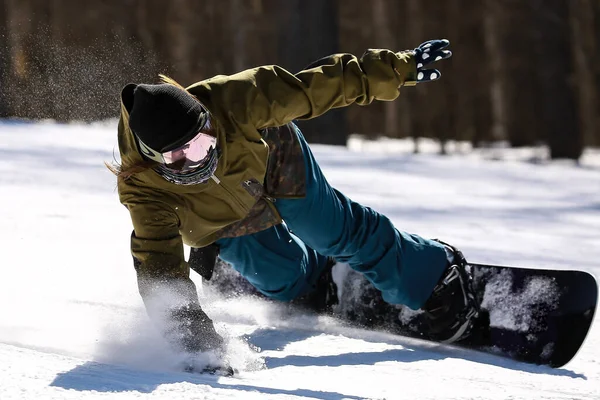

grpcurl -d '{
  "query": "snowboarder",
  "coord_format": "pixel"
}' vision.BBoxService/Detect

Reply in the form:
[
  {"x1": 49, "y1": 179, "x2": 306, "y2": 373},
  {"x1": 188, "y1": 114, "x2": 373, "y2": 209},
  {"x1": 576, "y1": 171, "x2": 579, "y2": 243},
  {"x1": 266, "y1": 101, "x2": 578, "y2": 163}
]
[{"x1": 108, "y1": 39, "x2": 478, "y2": 371}]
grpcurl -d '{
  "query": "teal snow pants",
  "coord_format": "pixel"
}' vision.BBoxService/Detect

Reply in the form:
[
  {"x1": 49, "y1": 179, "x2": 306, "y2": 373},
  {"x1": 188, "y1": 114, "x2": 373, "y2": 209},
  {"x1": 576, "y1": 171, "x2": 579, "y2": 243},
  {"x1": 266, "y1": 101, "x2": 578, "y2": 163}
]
[{"x1": 217, "y1": 125, "x2": 448, "y2": 310}]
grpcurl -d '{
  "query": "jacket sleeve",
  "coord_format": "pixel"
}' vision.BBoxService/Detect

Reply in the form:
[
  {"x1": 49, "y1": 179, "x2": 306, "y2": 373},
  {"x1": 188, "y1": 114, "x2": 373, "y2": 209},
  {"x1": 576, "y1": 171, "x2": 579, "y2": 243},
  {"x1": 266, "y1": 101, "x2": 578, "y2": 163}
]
[
  {"x1": 188, "y1": 49, "x2": 417, "y2": 130},
  {"x1": 125, "y1": 198, "x2": 224, "y2": 353}
]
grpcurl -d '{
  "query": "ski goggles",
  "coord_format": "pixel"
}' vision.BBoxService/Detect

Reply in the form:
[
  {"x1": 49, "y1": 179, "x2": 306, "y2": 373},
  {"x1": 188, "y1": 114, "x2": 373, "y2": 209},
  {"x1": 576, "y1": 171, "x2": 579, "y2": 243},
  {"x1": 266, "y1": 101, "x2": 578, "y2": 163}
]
[
  {"x1": 137, "y1": 123, "x2": 218, "y2": 174},
  {"x1": 156, "y1": 147, "x2": 220, "y2": 185}
]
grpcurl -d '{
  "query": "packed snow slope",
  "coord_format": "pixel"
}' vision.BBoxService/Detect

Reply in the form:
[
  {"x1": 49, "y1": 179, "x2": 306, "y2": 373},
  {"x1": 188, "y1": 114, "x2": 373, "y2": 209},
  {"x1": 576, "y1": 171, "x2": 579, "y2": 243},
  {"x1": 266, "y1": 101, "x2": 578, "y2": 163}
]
[{"x1": 0, "y1": 120, "x2": 599, "y2": 400}]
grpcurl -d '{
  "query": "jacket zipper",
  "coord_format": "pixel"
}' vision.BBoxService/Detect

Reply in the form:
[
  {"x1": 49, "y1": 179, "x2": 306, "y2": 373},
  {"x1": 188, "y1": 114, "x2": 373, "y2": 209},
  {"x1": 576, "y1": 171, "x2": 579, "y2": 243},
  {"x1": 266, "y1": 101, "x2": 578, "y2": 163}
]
[{"x1": 210, "y1": 174, "x2": 250, "y2": 213}]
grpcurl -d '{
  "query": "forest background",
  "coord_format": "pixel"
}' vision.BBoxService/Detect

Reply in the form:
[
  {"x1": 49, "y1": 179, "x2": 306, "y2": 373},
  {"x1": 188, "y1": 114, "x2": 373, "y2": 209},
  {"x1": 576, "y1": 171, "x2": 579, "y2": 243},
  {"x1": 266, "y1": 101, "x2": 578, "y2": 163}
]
[{"x1": 1, "y1": 0, "x2": 598, "y2": 159}]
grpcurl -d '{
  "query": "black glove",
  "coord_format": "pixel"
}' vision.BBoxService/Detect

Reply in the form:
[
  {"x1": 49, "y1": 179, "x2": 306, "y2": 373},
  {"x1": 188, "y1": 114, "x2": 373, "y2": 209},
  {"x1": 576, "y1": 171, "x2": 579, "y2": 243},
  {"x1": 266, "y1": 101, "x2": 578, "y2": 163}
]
[
  {"x1": 188, "y1": 244, "x2": 220, "y2": 281},
  {"x1": 412, "y1": 39, "x2": 452, "y2": 83},
  {"x1": 168, "y1": 302, "x2": 225, "y2": 353}
]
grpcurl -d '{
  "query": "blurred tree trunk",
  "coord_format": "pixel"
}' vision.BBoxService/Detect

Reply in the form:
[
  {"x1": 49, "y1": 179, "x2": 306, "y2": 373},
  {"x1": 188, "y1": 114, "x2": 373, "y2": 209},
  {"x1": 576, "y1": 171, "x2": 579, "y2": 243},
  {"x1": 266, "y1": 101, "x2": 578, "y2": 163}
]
[
  {"x1": 569, "y1": 0, "x2": 597, "y2": 147},
  {"x1": 0, "y1": 0, "x2": 9, "y2": 117},
  {"x1": 483, "y1": 0, "x2": 508, "y2": 142},
  {"x1": 182, "y1": 0, "x2": 229, "y2": 79},
  {"x1": 277, "y1": 0, "x2": 346, "y2": 145},
  {"x1": 406, "y1": 0, "x2": 426, "y2": 153},
  {"x1": 440, "y1": 0, "x2": 462, "y2": 154},
  {"x1": 421, "y1": 3, "x2": 454, "y2": 154},
  {"x1": 250, "y1": 0, "x2": 280, "y2": 67},
  {"x1": 372, "y1": 0, "x2": 398, "y2": 138},
  {"x1": 111, "y1": 0, "x2": 156, "y2": 83},
  {"x1": 165, "y1": 0, "x2": 193, "y2": 82},
  {"x1": 136, "y1": 0, "x2": 175, "y2": 76},
  {"x1": 532, "y1": 0, "x2": 582, "y2": 160},
  {"x1": 498, "y1": 0, "x2": 540, "y2": 147},
  {"x1": 337, "y1": 0, "x2": 386, "y2": 140},
  {"x1": 7, "y1": 0, "x2": 56, "y2": 119},
  {"x1": 458, "y1": 0, "x2": 493, "y2": 147},
  {"x1": 394, "y1": 0, "x2": 415, "y2": 141},
  {"x1": 230, "y1": 0, "x2": 248, "y2": 72}
]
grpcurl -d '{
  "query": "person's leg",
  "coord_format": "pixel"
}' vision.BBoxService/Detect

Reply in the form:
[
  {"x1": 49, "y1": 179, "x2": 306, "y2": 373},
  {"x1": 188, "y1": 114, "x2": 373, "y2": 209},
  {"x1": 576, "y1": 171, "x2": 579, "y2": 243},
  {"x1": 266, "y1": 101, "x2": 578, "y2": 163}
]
[
  {"x1": 275, "y1": 124, "x2": 448, "y2": 310},
  {"x1": 216, "y1": 224, "x2": 330, "y2": 302}
]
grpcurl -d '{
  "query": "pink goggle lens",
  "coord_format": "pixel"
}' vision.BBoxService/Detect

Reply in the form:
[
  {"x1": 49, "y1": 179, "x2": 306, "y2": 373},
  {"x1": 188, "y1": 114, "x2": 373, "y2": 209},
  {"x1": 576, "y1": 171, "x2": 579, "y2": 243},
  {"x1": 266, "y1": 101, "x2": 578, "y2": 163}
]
[{"x1": 162, "y1": 131, "x2": 217, "y2": 166}]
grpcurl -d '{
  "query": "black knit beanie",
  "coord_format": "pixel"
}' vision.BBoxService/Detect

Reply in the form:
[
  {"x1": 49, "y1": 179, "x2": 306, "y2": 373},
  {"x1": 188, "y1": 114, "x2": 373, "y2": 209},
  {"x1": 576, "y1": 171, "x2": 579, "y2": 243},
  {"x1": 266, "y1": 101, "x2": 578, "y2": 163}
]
[{"x1": 128, "y1": 83, "x2": 208, "y2": 153}]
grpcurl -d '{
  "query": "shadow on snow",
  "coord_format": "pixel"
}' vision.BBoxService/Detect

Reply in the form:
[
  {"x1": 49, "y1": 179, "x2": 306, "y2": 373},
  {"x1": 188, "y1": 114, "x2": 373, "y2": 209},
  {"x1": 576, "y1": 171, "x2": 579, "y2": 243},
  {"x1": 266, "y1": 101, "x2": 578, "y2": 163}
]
[
  {"x1": 50, "y1": 360, "x2": 363, "y2": 399},
  {"x1": 49, "y1": 312, "x2": 587, "y2": 397},
  {"x1": 243, "y1": 326, "x2": 587, "y2": 380}
]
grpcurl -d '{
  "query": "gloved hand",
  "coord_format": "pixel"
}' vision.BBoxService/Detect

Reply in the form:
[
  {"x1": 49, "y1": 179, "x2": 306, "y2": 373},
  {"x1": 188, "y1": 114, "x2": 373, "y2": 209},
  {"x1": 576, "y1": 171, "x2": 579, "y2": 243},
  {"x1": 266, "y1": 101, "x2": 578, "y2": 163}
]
[
  {"x1": 169, "y1": 303, "x2": 236, "y2": 376},
  {"x1": 412, "y1": 39, "x2": 452, "y2": 83},
  {"x1": 169, "y1": 303, "x2": 225, "y2": 351},
  {"x1": 188, "y1": 244, "x2": 220, "y2": 281}
]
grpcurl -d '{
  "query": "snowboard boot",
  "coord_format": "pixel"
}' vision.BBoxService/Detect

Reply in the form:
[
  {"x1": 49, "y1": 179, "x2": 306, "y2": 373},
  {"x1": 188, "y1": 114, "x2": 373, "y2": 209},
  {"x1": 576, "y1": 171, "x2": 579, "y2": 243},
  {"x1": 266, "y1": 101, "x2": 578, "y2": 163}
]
[
  {"x1": 291, "y1": 256, "x2": 339, "y2": 314},
  {"x1": 421, "y1": 240, "x2": 479, "y2": 343}
]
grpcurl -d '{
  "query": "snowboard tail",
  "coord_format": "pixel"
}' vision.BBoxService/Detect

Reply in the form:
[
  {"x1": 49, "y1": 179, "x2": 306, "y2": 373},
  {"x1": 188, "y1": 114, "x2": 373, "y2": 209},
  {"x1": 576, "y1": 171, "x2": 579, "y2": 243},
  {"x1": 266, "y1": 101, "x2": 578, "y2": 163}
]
[{"x1": 467, "y1": 264, "x2": 597, "y2": 367}]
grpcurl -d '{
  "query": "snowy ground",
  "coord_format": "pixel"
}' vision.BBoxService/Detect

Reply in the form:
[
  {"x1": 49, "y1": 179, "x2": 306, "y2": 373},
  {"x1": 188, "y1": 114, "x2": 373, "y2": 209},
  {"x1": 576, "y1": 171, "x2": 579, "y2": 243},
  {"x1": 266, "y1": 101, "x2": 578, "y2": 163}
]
[{"x1": 0, "y1": 120, "x2": 599, "y2": 400}]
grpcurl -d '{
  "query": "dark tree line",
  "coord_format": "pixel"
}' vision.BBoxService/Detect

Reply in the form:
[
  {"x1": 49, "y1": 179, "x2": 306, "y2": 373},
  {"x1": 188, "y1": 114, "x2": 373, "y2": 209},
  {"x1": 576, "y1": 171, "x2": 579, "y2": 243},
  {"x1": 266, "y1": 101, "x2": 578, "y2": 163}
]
[{"x1": 0, "y1": 0, "x2": 598, "y2": 159}]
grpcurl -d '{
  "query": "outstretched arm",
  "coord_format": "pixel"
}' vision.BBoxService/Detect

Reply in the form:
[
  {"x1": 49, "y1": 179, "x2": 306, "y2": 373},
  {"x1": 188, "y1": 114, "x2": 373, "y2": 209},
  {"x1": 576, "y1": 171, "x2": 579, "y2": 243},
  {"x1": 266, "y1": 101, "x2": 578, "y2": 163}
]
[{"x1": 188, "y1": 49, "x2": 418, "y2": 130}]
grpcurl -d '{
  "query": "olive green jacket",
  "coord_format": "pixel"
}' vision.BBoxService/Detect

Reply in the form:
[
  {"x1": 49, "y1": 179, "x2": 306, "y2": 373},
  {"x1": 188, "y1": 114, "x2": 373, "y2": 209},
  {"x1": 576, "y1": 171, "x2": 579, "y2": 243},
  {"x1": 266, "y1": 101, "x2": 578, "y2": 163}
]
[{"x1": 117, "y1": 49, "x2": 417, "y2": 312}]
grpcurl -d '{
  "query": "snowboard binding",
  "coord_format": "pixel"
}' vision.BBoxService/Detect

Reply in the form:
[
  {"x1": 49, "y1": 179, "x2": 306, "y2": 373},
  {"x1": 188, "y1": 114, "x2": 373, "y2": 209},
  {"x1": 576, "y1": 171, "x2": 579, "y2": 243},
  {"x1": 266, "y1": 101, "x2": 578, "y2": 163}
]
[{"x1": 421, "y1": 241, "x2": 480, "y2": 344}]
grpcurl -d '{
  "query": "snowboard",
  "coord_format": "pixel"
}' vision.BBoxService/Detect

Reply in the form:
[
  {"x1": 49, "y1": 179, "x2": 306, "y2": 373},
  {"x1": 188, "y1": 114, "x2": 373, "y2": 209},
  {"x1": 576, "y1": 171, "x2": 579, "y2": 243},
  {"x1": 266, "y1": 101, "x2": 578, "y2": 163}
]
[
  {"x1": 334, "y1": 263, "x2": 598, "y2": 368},
  {"x1": 205, "y1": 259, "x2": 597, "y2": 368}
]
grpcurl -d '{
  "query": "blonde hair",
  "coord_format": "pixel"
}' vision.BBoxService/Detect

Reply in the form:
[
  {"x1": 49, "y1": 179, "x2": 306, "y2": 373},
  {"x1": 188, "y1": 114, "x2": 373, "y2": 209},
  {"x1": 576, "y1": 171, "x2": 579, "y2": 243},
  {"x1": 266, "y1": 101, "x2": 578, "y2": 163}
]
[
  {"x1": 104, "y1": 158, "x2": 160, "y2": 182},
  {"x1": 106, "y1": 75, "x2": 192, "y2": 182}
]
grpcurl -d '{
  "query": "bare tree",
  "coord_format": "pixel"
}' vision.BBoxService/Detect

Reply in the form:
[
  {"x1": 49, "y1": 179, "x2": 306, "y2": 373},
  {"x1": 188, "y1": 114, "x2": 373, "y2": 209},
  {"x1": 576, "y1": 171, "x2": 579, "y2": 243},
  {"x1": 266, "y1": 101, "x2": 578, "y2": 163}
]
[
  {"x1": 229, "y1": 0, "x2": 248, "y2": 72},
  {"x1": 276, "y1": 0, "x2": 346, "y2": 145},
  {"x1": 164, "y1": 0, "x2": 193, "y2": 82},
  {"x1": 406, "y1": 0, "x2": 427, "y2": 153},
  {"x1": 459, "y1": 0, "x2": 493, "y2": 147},
  {"x1": 532, "y1": 0, "x2": 582, "y2": 160},
  {"x1": 500, "y1": 0, "x2": 541, "y2": 147},
  {"x1": 483, "y1": 0, "x2": 507, "y2": 142},
  {"x1": 420, "y1": 2, "x2": 454, "y2": 154},
  {"x1": 372, "y1": 0, "x2": 398, "y2": 138},
  {"x1": 569, "y1": 0, "x2": 597, "y2": 147}
]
